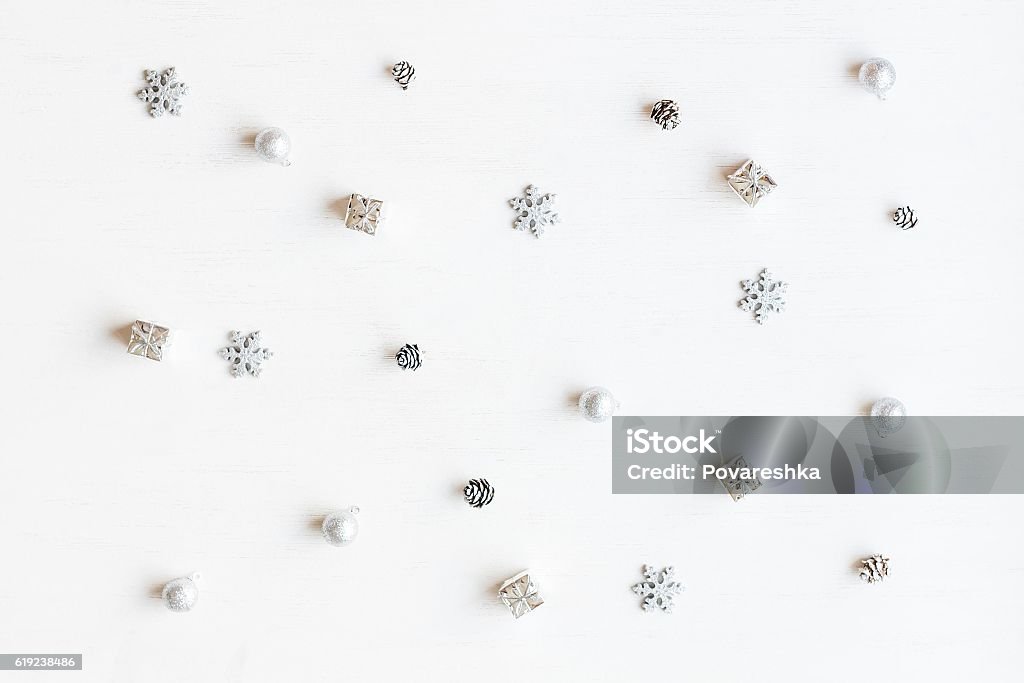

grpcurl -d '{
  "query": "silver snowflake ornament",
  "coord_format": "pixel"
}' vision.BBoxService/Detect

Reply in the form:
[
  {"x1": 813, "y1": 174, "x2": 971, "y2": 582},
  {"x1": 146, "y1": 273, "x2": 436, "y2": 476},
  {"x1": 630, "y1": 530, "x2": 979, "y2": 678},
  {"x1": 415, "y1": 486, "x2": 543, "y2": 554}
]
[
  {"x1": 632, "y1": 565, "x2": 684, "y2": 613},
  {"x1": 727, "y1": 159, "x2": 777, "y2": 207},
  {"x1": 137, "y1": 67, "x2": 189, "y2": 117},
  {"x1": 739, "y1": 268, "x2": 788, "y2": 324},
  {"x1": 219, "y1": 330, "x2": 273, "y2": 378},
  {"x1": 509, "y1": 185, "x2": 560, "y2": 238}
]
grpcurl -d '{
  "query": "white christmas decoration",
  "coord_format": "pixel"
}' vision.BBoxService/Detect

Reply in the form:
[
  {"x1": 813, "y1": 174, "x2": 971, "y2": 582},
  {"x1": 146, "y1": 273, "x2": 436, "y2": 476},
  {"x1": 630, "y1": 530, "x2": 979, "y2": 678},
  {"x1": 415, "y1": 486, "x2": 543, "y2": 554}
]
[
  {"x1": 509, "y1": 185, "x2": 560, "y2": 238},
  {"x1": 219, "y1": 331, "x2": 273, "y2": 378},
  {"x1": 137, "y1": 67, "x2": 189, "y2": 117},
  {"x1": 631, "y1": 565, "x2": 684, "y2": 613},
  {"x1": 254, "y1": 127, "x2": 292, "y2": 166},
  {"x1": 322, "y1": 507, "x2": 360, "y2": 547},
  {"x1": 161, "y1": 573, "x2": 200, "y2": 612},
  {"x1": 739, "y1": 269, "x2": 788, "y2": 324}
]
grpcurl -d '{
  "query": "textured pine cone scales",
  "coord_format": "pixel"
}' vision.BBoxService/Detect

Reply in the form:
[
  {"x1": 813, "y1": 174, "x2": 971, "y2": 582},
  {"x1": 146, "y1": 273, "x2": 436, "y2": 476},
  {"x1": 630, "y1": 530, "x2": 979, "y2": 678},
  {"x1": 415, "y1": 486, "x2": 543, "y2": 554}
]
[
  {"x1": 650, "y1": 99, "x2": 680, "y2": 130},
  {"x1": 463, "y1": 478, "x2": 494, "y2": 508},
  {"x1": 392, "y1": 61, "x2": 416, "y2": 90},
  {"x1": 893, "y1": 206, "x2": 917, "y2": 230},
  {"x1": 396, "y1": 343, "x2": 422, "y2": 370},
  {"x1": 859, "y1": 554, "x2": 891, "y2": 584}
]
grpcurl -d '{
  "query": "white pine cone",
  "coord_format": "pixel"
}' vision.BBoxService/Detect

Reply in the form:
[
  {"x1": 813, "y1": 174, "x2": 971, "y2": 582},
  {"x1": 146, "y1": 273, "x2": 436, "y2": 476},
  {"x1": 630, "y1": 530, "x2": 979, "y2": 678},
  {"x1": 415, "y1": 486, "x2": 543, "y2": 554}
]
[
  {"x1": 396, "y1": 343, "x2": 422, "y2": 371},
  {"x1": 463, "y1": 478, "x2": 494, "y2": 508},
  {"x1": 893, "y1": 206, "x2": 917, "y2": 230},
  {"x1": 392, "y1": 61, "x2": 416, "y2": 90},
  {"x1": 650, "y1": 99, "x2": 680, "y2": 130},
  {"x1": 859, "y1": 554, "x2": 891, "y2": 584}
]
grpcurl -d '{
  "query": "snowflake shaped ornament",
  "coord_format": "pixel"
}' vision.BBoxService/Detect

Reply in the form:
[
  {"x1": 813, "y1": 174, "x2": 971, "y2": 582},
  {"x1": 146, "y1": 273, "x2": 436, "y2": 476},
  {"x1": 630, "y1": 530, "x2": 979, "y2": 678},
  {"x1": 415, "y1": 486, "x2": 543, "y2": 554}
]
[
  {"x1": 137, "y1": 68, "x2": 189, "y2": 117},
  {"x1": 739, "y1": 269, "x2": 788, "y2": 324},
  {"x1": 509, "y1": 185, "x2": 560, "y2": 238},
  {"x1": 219, "y1": 330, "x2": 273, "y2": 378},
  {"x1": 632, "y1": 565, "x2": 684, "y2": 613},
  {"x1": 727, "y1": 159, "x2": 777, "y2": 207}
]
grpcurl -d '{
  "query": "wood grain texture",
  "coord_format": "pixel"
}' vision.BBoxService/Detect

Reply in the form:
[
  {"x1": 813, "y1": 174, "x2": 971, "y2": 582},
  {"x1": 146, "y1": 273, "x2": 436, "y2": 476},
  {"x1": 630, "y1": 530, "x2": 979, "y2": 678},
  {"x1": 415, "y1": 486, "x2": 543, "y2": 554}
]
[{"x1": 0, "y1": 1, "x2": 1022, "y2": 681}]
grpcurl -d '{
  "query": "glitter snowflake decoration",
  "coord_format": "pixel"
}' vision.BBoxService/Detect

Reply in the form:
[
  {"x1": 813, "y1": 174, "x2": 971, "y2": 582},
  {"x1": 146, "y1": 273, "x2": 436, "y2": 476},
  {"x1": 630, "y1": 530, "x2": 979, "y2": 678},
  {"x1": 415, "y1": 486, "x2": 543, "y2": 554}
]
[
  {"x1": 219, "y1": 330, "x2": 273, "y2": 378},
  {"x1": 137, "y1": 67, "x2": 189, "y2": 117},
  {"x1": 509, "y1": 185, "x2": 560, "y2": 238},
  {"x1": 739, "y1": 268, "x2": 788, "y2": 324},
  {"x1": 727, "y1": 159, "x2": 777, "y2": 207},
  {"x1": 632, "y1": 565, "x2": 684, "y2": 613}
]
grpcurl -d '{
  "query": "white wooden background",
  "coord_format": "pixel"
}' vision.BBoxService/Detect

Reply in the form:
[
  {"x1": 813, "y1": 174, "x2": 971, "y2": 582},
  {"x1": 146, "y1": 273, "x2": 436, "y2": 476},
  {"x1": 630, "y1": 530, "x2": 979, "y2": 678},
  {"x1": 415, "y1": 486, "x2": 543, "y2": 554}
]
[{"x1": 1, "y1": 1, "x2": 1022, "y2": 680}]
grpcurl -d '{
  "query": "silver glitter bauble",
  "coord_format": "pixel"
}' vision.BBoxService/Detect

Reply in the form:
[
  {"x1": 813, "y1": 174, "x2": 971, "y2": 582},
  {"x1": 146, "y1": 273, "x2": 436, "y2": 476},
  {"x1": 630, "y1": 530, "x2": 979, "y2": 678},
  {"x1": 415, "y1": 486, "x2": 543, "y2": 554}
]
[
  {"x1": 161, "y1": 573, "x2": 200, "y2": 612},
  {"x1": 254, "y1": 127, "x2": 292, "y2": 166},
  {"x1": 322, "y1": 506, "x2": 360, "y2": 547},
  {"x1": 870, "y1": 397, "x2": 907, "y2": 438},
  {"x1": 578, "y1": 386, "x2": 618, "y2": 423},
  {"x1": 858, "y1": 58, "x2": 896, "y2": 99}
]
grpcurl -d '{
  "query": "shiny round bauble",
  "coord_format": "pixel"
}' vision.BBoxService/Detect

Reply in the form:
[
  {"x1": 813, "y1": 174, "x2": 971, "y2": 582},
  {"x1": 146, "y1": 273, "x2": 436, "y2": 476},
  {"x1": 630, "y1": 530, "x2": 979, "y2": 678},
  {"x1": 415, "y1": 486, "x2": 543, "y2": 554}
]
[
  {"x1": 578, "y1": 386, "x2": 617, "y2": 423},
  {"x1": 870, "y1": 397, "x2": 907, "y2": 437},
  {"x1": 322, "y1": 506, "x2": 360, "y2": 547},
  {"x1": 858, "y1": 58, "x2": 896, "y2": 99},
  {"x1": 162, "y1": 573, "x2": 200, "y2": 612},
  {"x1": 254, "y1": 127, "x2": 292, "y2": 166}
]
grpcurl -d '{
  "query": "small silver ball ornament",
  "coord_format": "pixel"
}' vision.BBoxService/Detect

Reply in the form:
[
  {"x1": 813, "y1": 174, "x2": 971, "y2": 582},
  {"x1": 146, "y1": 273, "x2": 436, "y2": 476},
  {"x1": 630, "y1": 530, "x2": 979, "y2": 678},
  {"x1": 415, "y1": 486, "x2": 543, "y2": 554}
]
[
  {"x1": 322, "y1": 506, "x2": 360, "y2": 547},
  {"x1": 161, "y1": 573, "x2": 200, "y2": 612},
  {"x1": 870, "y1": 397, "x2": 907, "y2": 437},
  {"x1": 578, "y1": 386, "x2": 618, "y2": 423},
  {"x1": 858, "y1": 58, "x2": 896, "y2": 99},
  {"x1": 254, "y1": 127, "x2": 292, "y2": 166}
]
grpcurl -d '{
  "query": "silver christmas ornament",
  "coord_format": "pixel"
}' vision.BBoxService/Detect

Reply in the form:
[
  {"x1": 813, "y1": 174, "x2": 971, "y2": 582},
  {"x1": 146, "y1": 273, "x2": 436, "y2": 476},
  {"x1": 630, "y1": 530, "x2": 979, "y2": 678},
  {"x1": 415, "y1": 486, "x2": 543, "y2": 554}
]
[
  {"x1": 127, "y1": 320, "x2": 170, "y2": 361},
  {"x1": 344, "y1": 194, "x2": 386, "y2": 235},
  {"x1": 893, "y1": 206, "x2": 917, "y2": 230},
  {"x1": 578, "y1": 386, "x2": 617, "y2": 423},
  {"x1": 650, "y1": 99, "x2": 681, "y2": 130},
  {"x1": 392, "y1": 61, "x2": 416, "y2": 90},
  {"x1": 632, "y1": 565, "x2": 684, "y2": 613},
  {"x1": 870, "y1": 397, "x2": 907, "y2": 437},
  {"x1": 219, "y1": 330, "x2": 273, "y2": 378},
  {"x1": 161, "y1": 573, "x2": 200, "y2": 612},
  {"x1": 463, "y1": 478, "x2": 495, "y2": 508},
  {"x1": 739, "y1": 268, "x2": 788, "y2": 325},
  {"x1": 137, "y1": 67, "x2": 189, "y2": 117},
  {"x1": 727, "y1": 159, "x2": 777, "y2": 207},
  {"x1": 858, "y1": 58, "x2": 896, "y2": 99},
  {"x1": 396, "y1": 343, "x2": 422, "y2": 370},
  {"x1": 718, "y1": 456, "x2": 762, "y2": 501},
  {"x1": 859, "y1": 554, "x2": 891, "y2": 584},
  {"x1": 322, "y1": 506, "x2": 360, "y2": 547},
  {"x1": 509, "y1": 185, "x2": 560, "y2": 238},
  {"x1": 254, "y1": 127, "x2": 292, "y2": 166},
  {"x1": 498, "y1": 570, "x2": 544, "y2": 619}
]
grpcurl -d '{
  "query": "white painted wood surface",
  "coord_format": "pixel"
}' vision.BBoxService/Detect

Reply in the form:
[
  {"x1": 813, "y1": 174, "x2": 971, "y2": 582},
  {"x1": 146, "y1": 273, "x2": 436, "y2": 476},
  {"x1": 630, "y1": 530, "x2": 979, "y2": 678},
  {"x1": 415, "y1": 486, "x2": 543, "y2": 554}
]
[{"x1": 1, "y1": 1, "x2": 1022, "y2": 680}]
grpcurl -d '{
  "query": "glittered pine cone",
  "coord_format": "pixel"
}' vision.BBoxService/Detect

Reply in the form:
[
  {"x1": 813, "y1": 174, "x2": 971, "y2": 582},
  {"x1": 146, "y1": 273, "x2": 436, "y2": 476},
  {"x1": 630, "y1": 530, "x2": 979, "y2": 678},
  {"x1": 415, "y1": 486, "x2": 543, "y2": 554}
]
[
  {"x1": 859, "y1": 554, "x2": 891, "y2": 584},
  {"x1": 396, "y1": 343, "x2": 422, "y2": 371},
  {"x1": 650, "y1": 99, "x2": 680, "y2": 130},
  {"x1": 392, "y1": 61, "x2": 416, "y2": 90},
  {"x1": 893, "y1": 206, "x2": 917, "y2": 230},
  {"x1": 463, "y1": 478, "x2": 495, "y2": 508}
]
